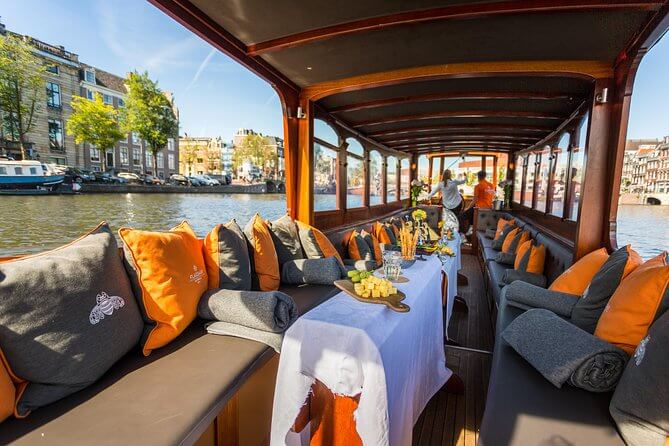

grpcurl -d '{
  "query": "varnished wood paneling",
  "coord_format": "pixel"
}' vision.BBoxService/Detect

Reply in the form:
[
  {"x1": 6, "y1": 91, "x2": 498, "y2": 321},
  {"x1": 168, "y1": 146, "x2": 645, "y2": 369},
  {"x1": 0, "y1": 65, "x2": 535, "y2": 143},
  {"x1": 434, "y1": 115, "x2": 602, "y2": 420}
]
[
  {"x1": 371, "y1": 124, "x2": 554, "y2": 138},
  {"x1": 247, "y1": 1, "x2": 661, "y2": 56},
  {"x1": 353, "y1": 109, "x2": 565, "y2": 128}
]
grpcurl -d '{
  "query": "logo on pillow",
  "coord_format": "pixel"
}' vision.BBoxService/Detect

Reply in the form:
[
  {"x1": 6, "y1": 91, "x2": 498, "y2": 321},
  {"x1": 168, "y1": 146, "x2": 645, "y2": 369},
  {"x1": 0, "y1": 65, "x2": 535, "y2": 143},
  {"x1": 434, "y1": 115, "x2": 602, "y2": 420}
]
[
  {"x1": 89, "y1": 292, "x2": 126, "y2": 325},
  {"x1": 634, "y1": 336, "x2": 649, "y2": 366},
  {"x1": 189, "y1": 264, "x2": 205, "y2": 284}
]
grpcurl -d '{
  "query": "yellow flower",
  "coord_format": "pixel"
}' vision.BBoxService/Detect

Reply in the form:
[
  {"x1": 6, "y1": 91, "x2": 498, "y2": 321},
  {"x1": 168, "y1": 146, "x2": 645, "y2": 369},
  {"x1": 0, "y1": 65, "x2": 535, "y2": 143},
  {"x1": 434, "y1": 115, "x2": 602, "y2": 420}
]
[{"x1": 438, "y1": 221, "x2": 444, "y2": 229}]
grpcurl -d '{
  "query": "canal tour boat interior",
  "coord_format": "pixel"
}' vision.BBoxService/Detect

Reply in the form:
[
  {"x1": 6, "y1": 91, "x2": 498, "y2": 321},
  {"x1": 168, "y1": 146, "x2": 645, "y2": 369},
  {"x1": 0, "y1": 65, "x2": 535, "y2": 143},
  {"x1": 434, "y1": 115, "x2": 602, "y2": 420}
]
[{"x1": 1, "y1": 1, "x2": 669, "y2": 445}]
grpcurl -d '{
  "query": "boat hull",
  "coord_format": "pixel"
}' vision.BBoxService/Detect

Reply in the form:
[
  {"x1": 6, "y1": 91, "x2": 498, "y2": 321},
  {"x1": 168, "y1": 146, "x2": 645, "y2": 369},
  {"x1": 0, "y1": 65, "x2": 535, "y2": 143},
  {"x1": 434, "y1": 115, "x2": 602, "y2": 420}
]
[{"x1": 0, "y1": 175, "x2": 65, "y2": 190}]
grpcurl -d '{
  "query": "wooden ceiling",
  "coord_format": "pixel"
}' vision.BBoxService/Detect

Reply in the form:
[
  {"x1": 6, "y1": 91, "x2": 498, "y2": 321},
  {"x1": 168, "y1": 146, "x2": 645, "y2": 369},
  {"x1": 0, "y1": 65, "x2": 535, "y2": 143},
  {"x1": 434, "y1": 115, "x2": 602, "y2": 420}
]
[{"x1": 149, "y1": 0, "x2": 668, "y2": 155}]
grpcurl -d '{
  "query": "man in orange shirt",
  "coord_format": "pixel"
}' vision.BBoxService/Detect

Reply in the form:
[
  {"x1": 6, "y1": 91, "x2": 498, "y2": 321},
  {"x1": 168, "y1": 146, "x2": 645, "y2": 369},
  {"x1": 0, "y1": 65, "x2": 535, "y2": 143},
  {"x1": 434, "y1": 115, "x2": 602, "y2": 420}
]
[{"x1": 461, "y1": 171, "x2": 495, "y2": 235}]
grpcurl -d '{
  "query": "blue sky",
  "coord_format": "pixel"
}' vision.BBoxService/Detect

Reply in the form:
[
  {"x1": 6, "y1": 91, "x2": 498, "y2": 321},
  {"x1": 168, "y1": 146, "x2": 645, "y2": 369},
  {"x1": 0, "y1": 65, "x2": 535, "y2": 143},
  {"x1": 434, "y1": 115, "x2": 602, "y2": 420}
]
[{"x1": 1, "y1": 0, "x2": 667, "y2": 141}]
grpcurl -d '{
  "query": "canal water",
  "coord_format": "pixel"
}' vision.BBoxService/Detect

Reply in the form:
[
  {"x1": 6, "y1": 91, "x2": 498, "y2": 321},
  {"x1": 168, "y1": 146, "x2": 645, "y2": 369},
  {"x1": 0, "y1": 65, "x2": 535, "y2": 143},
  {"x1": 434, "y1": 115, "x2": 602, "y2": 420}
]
[{"x1": 0, "y1": 195, "x2": 666, "y2": 258}]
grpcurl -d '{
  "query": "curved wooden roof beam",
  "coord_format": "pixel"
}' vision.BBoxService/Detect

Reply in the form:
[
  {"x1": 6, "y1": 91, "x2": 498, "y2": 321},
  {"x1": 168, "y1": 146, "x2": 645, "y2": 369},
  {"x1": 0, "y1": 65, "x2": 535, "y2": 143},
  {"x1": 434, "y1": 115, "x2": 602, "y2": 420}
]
[
  {"x1": 396, "y1": 141, "x2": 529, "y2": 150},
  {"x1": 330, "y1": 91, "x2": 579, "y2": 114},
  {"x1": 369, "y1": 123, "x2": 554, "y2": 138},
  {"x1": 247, "y1": 0, "x2": 661, "y2": 56},
  {"x1": 301, "y1": 61, "x2": 613, "y2": 101},
  {"x1": 385, "y1": 134, "x2": 540, "y2": 145},
  {"x1": 352, "y1": 109, "x2": 565, "y2": 128}
]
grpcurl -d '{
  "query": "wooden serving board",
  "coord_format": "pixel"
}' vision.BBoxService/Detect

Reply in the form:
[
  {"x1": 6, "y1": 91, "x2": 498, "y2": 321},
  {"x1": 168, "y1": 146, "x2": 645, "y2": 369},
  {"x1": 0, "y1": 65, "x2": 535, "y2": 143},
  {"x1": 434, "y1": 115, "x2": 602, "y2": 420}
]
[{"x1": 333, "y1": 280, "x2": 410, "y2": 313}]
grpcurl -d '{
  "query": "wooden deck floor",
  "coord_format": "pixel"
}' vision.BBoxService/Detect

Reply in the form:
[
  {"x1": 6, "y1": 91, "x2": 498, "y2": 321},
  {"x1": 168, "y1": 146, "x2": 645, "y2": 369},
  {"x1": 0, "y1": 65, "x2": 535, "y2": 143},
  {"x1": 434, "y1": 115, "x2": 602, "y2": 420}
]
[{"x1": 413, "y1": 253, "x2": 494, "y2": 446}]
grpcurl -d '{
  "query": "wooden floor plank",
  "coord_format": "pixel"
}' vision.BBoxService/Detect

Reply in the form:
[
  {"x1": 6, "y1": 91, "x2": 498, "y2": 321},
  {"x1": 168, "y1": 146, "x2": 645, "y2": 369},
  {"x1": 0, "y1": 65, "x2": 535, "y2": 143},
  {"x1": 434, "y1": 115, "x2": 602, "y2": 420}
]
[{"x1": 413, "y1": 253, "x2": 493, "y2": 445}]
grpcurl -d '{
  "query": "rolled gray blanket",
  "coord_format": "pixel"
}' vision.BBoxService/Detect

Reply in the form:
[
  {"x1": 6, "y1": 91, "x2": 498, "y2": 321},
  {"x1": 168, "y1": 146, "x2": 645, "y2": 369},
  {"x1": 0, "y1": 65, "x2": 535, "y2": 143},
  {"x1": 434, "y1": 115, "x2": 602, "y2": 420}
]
[
  {"x1": 502, "y1": 309, "x2": 629, "y2": 392},
  {"x1": 343, "y1": 258, "x2": 377, "y2": 272},
  {"x1": 495, "y1": 251, "x2": 516, "y2": 266},
  {"x1": 501, "y1": 269, "x2": 547, "y2": 288},
  {"x1": 206, "y1": 321, "x2": 284, "y2": 352},
  {"x1": 282, "y1": 257, "x2": 346, "y2": 285},
  {"x1": 502, "y1": 281, "x2": 579, "y2": 318},
  {"x1": 198, "y1": 289, "x2": 298, "y2": 333},
  {"x1": 485, "y1": 228, "x2": 496, "y2": 239}
]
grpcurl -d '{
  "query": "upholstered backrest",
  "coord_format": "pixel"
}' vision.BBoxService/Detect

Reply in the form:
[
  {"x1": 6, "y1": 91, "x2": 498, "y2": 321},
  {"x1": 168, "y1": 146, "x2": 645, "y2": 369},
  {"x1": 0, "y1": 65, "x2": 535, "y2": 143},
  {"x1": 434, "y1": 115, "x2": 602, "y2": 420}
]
[
  {"x1": 324, "y1": 206, "x2": 435, "y2": 259},
  {"x1": 476, "y1": 209, "x2": 511, "y2": 232},
  {"x1": 535, "y1": 233, "x2": 573, "y2": 284}
]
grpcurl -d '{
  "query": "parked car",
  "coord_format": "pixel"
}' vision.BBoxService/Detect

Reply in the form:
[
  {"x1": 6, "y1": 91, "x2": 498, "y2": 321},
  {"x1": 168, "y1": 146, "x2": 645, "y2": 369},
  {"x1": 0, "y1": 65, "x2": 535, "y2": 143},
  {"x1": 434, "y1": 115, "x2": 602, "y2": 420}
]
[
  {"x1": 187, "y1": 176, "x2": 204, "y2": 187},
  {"x1": 193, "y1": 174, "x2": 218, "y2": 186},
  {"x1": 92, "y1": 171, "x2": 112, "y2": 183},
  {"x1": 169, "y1": 174, "x2": 190, "y2": 186},
  {"x1": 139, "y1": 174, "x2": 159, "y2": 185},
  {"x1": 63, "y1": 168, "x2": 94, "y2": 183},
  {"x1": 118, "y1": 172, "x2": 142, "y2": 183},
  {"x1": 221, "y1": 171, "x2": 232, "y2": 185}
]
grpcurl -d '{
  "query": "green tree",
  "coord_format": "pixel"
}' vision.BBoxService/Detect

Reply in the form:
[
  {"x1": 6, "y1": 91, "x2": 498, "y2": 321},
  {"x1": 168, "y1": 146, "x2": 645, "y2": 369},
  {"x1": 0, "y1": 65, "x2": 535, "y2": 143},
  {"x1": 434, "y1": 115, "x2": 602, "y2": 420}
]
[
  {"x1": 0, "y1": 34, "x2": 46, "y2": 160},
  {"x1": 121, "y1": 71, "x2": 178, "y2": 175},
  {"x1": 67, "y1": 93, "x2": 124, "y2": 172},
  {"x1": 232, "y1": 133, "x2": 275, "y2": 175}
]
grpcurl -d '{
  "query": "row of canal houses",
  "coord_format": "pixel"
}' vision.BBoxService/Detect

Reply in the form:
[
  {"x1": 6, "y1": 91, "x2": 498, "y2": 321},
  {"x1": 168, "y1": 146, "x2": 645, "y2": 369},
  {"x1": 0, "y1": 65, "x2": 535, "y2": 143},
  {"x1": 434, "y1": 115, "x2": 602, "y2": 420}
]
[
  {"x1": 622, "y1": 136, "x2": 669, "y2": 200},
  {"x1": 0, "y1": 20, "x2": 180, "y2": 179}
]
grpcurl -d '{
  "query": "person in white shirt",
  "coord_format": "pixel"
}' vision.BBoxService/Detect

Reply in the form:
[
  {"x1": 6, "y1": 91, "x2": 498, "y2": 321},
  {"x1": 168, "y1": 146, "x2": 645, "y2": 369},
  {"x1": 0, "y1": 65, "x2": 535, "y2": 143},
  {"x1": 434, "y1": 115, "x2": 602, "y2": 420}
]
[{"x1": 425, "y1": 169, "x2": 466, "y2": 228}]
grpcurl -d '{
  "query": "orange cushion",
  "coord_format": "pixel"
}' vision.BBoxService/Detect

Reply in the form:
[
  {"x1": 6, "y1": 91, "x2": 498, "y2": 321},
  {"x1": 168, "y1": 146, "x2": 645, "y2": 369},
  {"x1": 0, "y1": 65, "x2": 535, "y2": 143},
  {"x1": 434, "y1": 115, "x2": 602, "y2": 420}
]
[
  {"x1": 549, "y1": 248, "x2": 610, "y2": 295},
  {"x1": 595, "y1": 252, "x2": 669, "y2": 355},
  {"x1": 514, "y1": 240, "x2": 531, "y2": 270},
  {"x1": 361, "y1": 229, "x2": 382, "y2": 263},
  {"x1": 502, "y1": 228, "x2": 528, "y2": 254},
  {"x1": 347, "y1": 231, "x2": 364, "y2": 261},
  {"x1": 514, "y1": 240, "x2": 545, "y2": 275},
  {"x1": 0, "y1": 350, "x2": 16, "y2": 423},
  {"x1": 494, "y1": 218, "x2": 516, "y2": 240},
  {"x1": 119, "y1": 221, "x2": 208, "y2": 356},
  {"x1": 373, "y1": 221, "x2": 392, "y2": 245},
  {"x1": 246, "y1": 214, "x2": 281, "y2": 291}
]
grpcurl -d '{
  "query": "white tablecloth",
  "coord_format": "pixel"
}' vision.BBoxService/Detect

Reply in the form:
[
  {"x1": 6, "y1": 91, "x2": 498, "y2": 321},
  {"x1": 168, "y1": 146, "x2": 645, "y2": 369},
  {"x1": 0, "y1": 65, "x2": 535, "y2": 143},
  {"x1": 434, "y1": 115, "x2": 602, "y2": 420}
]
[
  {"x1": 441, "y1": 233, "x2": 462, "y2": 332},
  {"x1": 271, "y1": 256, "x2": 451, "y2": 446}
]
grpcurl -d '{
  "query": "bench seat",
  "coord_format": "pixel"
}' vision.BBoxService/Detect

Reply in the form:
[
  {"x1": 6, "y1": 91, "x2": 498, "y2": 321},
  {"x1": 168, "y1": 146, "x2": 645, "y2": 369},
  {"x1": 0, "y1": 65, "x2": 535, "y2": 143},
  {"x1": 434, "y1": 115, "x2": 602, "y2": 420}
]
[
  {"x1": 479, "y1": 293, "x2": 625, "y2": 446},
  {"x1": 0, "y1": 284, "x2": 339, "y2": 445}
]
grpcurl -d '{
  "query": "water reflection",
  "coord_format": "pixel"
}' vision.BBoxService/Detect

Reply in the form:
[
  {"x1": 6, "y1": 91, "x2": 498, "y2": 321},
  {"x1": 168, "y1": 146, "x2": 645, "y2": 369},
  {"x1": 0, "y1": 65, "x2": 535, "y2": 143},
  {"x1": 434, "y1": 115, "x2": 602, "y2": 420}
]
[
  {"x1": 0, "y1": 193, "x2": 286, "y2": 256},
  {"x1": 616, "y1": 204, "x2": 669, "y2": 259}
]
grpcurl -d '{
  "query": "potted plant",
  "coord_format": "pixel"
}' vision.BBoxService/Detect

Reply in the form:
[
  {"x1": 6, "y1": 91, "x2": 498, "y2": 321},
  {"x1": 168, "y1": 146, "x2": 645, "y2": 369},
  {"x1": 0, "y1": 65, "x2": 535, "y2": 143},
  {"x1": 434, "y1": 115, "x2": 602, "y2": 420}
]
[{"x1": 410, "y1": 179, "x2": 426, "y2": 207}]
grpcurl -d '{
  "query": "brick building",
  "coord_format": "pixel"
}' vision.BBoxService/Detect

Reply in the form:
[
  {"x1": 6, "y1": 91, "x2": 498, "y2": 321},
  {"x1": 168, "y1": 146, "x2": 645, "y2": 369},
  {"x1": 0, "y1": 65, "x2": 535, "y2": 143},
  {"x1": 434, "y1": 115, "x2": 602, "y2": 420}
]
[{"x1": 0, "y1": 22, "x2": 179, "y2": 178}]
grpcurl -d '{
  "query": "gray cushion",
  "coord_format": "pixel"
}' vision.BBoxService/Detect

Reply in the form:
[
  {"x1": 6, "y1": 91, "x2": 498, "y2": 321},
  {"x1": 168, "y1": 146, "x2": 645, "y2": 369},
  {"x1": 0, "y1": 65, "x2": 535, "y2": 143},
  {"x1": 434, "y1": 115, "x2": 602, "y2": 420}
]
[
  {"x1": 281, "y1": 257, "x2": 344, "y2": 285},
  {"x1": 0, "y1": 223, "x2": 143, "y2": 416},
  {"x1": 491, "y1": 224, "x2": 517, "y2": 251},
  {"x1": 572, "y1": 245, "x2": 636, "y2": 333},
  {"x1": 207, "y1": 220, "x2": 252, "y2": 291},
  {"x1": 610, "y1": 311, "x2": 669, "y2": 446},
  {"x1": 483, "y1": 246, "x2": 499, "y2": 262},
  {"x1": 478, "y1": 231, "x2": 495, "y2": 248},
  {"x1": 382, "y1": 224, "x2": 397, "y2": 245},
  {"x1": 348, "y1": 233, "x2": 374, "y2": 261},
  {"x1": 501, "y1": 269, "x2": 547, "y2": 288},
  {"x1": 485, "y1": 228, "x2": 497, "y2": 239},
  {"x1": 495, "y1": 251, "x2": 516, "y2": 266},
  {"x1": 269, "y1": 215, "x2": 304, "y2": 265}
]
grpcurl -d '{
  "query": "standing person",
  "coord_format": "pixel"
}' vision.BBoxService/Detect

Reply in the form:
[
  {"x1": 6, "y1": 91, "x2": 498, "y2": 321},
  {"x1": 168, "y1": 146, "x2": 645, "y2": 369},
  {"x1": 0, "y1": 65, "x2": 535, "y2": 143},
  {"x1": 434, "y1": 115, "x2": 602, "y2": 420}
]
[
  {"x1": 425, "y1": 169, "x2": 467, "y2": 229},
  {"x1": 461, "y1": 170, "x2": 495, "y2": 234}
]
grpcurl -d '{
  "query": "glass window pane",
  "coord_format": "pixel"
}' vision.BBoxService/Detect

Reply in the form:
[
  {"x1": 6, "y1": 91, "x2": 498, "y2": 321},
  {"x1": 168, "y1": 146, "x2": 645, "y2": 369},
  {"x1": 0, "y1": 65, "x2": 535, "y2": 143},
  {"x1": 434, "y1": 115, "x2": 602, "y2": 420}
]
[
  {"x1": 417, "y1": 155, "x2": 430, "y2": 199},
  {"x1": 347, "y1": 155, "x2": 364, "y2": 208},
  {"x1": 569, "y1": 113, "x2": 589, "y2": 221},
  {"x1": 369, "y1": 151, "x2": 383, "y2": 205},
  {"x1": 513, "y1": 155, "x2": 524, "y2": 203},
  {"x1": 524, "y1": 153, "x2": 536, "y2": 207},
  {"x1": 387, "y1": 156, "x2": 398, "y2": 202},
  {"x1": 550, "y1": 133, "x2": 570, "y2": 217},
  {"x1": 534, "y1": 147, "x2": 551, "y2": 212},
  {"x1": 346, "y1": 138, "x2": 364, "y2": 156},
  {"x1": 314, "y1": 119, "x2": 339, "y2": 146},
  {"x1": 314, "y1": 141, "x2": 338, "y2": 211},
  {"x1": 400, "y1": 158, "x2": 410, "y2": 199},
  {"x1": 456, "y1": 156, "x2": 482, "y2": 197}
]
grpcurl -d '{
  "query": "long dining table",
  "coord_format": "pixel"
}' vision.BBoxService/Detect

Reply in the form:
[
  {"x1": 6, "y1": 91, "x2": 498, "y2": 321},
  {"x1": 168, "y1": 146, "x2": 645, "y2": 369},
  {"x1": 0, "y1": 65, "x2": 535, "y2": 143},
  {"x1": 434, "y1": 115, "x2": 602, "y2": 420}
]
[{"x1": 271, "y1": 255, "x2": 451, "y2": 446}]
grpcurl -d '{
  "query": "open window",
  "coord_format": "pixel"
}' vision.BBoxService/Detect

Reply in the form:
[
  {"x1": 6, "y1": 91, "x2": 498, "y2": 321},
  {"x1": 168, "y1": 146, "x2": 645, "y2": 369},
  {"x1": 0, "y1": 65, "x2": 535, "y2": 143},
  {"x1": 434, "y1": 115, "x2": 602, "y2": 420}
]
[
  {"x1": 369, "y1": 150, "x2": 383, "y2": 205},
  {"x1": 387, "y1": 156, "x2": 398, "y2": 202}
]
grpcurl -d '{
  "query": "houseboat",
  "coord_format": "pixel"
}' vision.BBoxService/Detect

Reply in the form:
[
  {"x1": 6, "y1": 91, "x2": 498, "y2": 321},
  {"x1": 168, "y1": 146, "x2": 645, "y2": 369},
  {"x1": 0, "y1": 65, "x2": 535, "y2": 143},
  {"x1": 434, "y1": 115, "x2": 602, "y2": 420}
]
[
  {"x1": 0, "y1": 159, "x2": 65, "y2": 190},
  {"x1": 0, "y1": 1, "x2": 668, "y2": 446}
]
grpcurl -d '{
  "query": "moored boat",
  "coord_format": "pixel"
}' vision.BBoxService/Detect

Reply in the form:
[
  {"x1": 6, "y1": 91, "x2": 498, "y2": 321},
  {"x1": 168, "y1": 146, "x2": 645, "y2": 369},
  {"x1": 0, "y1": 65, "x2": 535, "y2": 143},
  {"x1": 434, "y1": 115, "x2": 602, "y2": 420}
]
[{"x1": 0, "y1": 159, "x2": 65, "y2": 190}]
